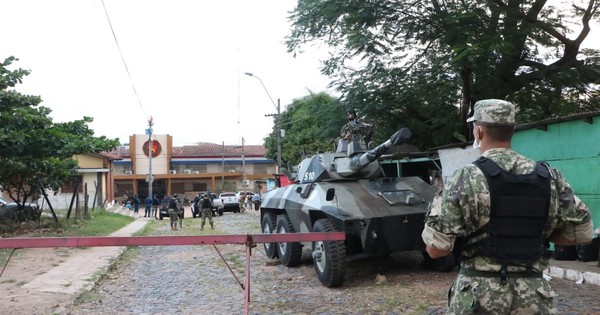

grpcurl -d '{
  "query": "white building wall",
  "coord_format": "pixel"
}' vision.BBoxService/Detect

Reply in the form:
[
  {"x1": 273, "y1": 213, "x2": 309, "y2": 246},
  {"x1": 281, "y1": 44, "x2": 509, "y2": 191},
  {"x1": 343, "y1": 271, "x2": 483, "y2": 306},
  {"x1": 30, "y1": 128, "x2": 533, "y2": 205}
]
[{"x1": 134, "y1": 134, "x2": 169, "y2": 175}]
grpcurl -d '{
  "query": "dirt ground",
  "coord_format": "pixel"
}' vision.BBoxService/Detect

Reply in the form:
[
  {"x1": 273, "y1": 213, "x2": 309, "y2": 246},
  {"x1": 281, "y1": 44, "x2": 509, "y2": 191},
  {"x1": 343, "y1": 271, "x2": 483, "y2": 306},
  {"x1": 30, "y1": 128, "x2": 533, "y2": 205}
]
[{"x1": 0, "y1": 247, "x2": 82, "y2": 315}]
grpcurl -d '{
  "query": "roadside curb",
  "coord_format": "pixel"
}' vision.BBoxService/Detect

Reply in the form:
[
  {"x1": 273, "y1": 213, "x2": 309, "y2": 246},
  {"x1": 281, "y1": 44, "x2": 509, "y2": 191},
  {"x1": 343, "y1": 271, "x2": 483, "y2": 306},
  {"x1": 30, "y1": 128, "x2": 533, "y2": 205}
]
[{"x1": 547, "y1": 265, "x2": 600, "y2": 286}]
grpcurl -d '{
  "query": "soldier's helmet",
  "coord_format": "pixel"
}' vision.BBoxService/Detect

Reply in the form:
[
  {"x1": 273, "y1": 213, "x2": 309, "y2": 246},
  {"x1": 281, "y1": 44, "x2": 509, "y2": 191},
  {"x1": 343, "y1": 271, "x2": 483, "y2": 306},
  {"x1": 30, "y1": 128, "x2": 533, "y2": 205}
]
[
  {"x1": 347, "y1": 109, "x2": 357, "y2": 121},
  {"x1": 173, "y1": 193, "x2": 178, "y2": 198}
]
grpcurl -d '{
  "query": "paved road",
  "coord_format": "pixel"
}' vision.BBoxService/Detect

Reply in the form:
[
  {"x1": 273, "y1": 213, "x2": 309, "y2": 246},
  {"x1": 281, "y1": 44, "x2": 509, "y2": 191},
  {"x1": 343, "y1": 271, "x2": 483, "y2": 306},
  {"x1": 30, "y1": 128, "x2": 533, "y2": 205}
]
[{"x1": 69, "y1": 209, "x2": 600, "y2": 315}]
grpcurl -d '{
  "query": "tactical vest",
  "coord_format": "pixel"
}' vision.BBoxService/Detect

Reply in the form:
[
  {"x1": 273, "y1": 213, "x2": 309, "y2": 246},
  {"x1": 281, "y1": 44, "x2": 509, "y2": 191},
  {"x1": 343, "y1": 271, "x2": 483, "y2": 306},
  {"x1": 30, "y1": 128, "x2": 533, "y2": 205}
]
[
  {"x1": 201, "y1": 198, "x2": 211, "y2": 209},
  {"x1": 461, "y1": 156, "x2": 551, "y2": 281}
]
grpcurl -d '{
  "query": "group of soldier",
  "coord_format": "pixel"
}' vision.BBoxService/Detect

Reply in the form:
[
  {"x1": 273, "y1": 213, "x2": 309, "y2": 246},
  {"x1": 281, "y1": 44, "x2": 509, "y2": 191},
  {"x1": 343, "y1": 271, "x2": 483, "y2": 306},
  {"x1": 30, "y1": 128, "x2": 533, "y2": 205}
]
[{"x1": 166, "y1": 193, "x2": 215, "y2": 231}]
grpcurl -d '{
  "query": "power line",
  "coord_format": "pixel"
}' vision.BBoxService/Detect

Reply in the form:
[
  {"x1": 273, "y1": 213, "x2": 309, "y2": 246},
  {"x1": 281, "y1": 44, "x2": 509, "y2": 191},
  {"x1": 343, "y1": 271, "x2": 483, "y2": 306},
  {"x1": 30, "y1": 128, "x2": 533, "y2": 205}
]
[{"x1": 101, "y1": 0, "x2": 146, "y2": 116}]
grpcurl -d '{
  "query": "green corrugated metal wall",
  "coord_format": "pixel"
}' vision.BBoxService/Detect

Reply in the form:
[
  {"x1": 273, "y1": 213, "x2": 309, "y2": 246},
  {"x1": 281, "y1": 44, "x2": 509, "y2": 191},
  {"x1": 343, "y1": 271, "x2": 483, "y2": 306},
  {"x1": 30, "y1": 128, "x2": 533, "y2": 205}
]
[{"x1": 513, "y1": 116, "x2": 600, "y2": 231}]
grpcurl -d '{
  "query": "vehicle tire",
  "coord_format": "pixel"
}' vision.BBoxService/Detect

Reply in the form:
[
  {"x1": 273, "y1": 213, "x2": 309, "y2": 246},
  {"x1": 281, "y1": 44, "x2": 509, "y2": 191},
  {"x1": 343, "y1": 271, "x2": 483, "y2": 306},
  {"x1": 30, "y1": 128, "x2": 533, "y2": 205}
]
[
  {"x1": 312, "y1": 218, "x2": 346, "y2": 287},
  {"x1": 261, "y1": 212, "x2": 279, "y2": 259},
  {"x1": 218, "y1": 209, "x2": 224, "y2": 216},
  {"x1": 159, "y1": 213, "x2": 163, "y2": 220},
  {"x1": 276, "y1": 213, "x2": 302, "y2": 267},
  {"x1": 422, "y1": 251, "x2": 457, "y2": 272}
]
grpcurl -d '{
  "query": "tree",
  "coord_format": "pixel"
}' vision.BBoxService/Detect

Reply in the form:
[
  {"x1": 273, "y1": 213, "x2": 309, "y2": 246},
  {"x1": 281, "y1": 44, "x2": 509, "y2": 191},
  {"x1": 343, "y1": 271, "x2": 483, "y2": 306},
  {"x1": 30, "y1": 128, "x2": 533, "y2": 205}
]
[
  {"x1": 263, "y1": 92, "x2": 346, "y2": 167},
  {"x1": 0, "y1": 56, "x2": 119, "y2": 219},
  {"x1": 286, "y1": 0, "x2": 600, "y2": 147}
]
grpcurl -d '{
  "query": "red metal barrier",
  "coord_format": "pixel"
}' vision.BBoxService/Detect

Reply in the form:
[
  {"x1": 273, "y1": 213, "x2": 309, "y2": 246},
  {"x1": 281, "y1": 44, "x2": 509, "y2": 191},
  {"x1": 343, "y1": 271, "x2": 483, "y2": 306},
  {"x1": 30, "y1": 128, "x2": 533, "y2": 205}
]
[
  {"x1": 0, "y1": 232, "x2": 345, "y2": 248},
  {"x1": 0, "y1": 232, "x2": 345, "y2": 315}
]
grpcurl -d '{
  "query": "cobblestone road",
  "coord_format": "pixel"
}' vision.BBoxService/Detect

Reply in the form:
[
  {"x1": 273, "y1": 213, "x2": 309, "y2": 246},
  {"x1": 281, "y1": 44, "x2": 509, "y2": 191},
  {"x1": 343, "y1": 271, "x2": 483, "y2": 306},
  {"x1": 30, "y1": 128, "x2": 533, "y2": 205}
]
[{"x1": 68, "y1": 209, "x2": 600, "y2": 315}]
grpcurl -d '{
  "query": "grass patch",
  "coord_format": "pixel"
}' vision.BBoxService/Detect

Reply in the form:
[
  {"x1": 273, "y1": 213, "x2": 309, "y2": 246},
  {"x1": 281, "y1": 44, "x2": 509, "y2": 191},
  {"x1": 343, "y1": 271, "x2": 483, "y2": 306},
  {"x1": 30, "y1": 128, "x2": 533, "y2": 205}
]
[
  {"x1": 40, "y1": 210, "x2": 134, "y2": 237},
  {"x1": 0, "y1": 278, "x2": 16, "y2": 284},
  {"x1": 74, "y1": 290, "x2": 100, "y2": 305}
]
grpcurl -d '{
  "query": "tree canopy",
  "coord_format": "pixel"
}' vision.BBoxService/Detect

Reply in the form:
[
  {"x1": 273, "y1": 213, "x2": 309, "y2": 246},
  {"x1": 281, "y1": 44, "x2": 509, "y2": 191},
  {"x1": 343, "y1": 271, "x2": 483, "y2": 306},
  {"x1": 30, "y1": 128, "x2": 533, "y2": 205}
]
[
  {"x1": 0, "y1": 56, "x2": 119, "y2": 212},
  {"x1": 286, "y1": 0, "x2": 600, "y2": 148},
  {"x1": 263, "y1": 92, "x2": 346, "y2": 167}
]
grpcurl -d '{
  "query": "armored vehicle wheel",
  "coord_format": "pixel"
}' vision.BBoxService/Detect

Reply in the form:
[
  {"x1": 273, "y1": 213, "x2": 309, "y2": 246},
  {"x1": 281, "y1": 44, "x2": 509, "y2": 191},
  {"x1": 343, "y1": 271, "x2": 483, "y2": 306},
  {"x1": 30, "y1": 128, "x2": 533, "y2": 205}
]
[
  {"x1": 422, "y1": 251, "x2": 457, "y2": 272},
  {"x1": 312, "y1": 218, "x2": 346, "y2": 287},
  {"x1": 261, "y1": 212, "x2": 279, "y2": 259},
  {"x1": 159, "y1": 213, "x2": 164, "y2": 220},
  {"x1": 276, "y1": 213, "x2": 302, "y2": 267}
]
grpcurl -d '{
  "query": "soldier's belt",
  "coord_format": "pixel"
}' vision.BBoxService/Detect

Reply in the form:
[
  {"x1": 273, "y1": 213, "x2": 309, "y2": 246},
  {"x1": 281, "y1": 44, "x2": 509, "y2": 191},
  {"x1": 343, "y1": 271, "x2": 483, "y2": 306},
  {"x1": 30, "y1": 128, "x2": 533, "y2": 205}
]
[{"x1": 459, "y1": 268, "x2": 542, "y2": 279}]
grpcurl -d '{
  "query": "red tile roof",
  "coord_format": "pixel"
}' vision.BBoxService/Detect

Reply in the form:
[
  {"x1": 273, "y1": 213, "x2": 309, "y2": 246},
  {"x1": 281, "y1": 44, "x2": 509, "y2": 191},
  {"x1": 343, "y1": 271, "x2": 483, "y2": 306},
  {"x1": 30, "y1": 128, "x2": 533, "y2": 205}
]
[{"x1": 109, "y1": 142, "x2": 266, "y2": 158}]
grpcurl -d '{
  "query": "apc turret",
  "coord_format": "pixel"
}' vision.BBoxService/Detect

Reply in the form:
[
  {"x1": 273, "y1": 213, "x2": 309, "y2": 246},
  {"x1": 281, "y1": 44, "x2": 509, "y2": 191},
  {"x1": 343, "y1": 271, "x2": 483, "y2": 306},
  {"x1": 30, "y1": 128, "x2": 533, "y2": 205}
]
[{"x1": 259, "y1": 127, "x2": 452, "y2": 287}]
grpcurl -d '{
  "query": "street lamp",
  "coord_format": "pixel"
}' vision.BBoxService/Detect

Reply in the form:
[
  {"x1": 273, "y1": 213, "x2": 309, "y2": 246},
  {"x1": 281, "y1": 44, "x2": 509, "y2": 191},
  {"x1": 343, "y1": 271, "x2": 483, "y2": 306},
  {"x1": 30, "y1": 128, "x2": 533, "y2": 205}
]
[{"x1": 244, "y1": 72, "x2": 282, "y2": 173}]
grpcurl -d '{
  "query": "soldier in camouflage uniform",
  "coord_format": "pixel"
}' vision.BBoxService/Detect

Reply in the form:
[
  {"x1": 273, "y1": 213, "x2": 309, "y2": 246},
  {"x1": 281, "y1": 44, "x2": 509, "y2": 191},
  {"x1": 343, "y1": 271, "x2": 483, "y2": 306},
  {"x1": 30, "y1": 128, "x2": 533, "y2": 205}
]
[
  {"x1": 199, "y1": 194, "x2": 214, "y2": 230},
  {"x1": 340, "y1": 109, "x2": 373, "y2": 143},
  {"x1": 422, "y1": 99, "x2": 594, "y2": 314},
  {"x1": 168, "y1": 194, "x2": 180, "y2": 231}
]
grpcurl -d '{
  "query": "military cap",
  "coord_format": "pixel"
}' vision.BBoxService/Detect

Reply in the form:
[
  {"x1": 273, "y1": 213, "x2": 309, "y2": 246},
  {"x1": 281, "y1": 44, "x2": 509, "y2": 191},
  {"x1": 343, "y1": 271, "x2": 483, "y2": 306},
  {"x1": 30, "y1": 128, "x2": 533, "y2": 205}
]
[{"x1": 466, "y1": 99, "x2": 515, "y2": 124}]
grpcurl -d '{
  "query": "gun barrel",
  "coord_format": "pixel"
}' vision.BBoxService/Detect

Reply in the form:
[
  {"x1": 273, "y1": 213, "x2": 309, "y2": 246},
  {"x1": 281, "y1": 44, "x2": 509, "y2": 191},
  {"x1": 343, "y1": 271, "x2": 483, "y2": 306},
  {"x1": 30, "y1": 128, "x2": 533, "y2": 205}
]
[{"x1": 349, "y1": 128, "x2": 412, "y2": 170}]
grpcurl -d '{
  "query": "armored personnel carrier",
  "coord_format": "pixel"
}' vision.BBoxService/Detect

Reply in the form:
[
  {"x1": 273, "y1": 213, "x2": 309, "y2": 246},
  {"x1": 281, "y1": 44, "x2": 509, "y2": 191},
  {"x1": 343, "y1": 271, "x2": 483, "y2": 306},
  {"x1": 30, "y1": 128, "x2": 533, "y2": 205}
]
[{"x1": 260, "y1": 127, "x2": 447, "y2": 287}]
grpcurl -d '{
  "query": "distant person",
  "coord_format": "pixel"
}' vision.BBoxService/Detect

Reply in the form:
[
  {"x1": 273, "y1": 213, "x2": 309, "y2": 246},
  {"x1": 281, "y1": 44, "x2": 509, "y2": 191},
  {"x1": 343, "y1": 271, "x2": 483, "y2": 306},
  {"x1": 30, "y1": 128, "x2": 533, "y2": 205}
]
[
  {"x1": 252, "y1": 193, "x2": 261, "y2": 211},
  {"x1": 245, "y1": 194, "x2": 253, "y2": 211},
  {"x1": 238, "y1": 194, "x2": 245, "y2": 213},
  {"x1": 143, "y1": 195, "x2": 153, "y2": 217},
  {"x1": 168, "y1": 194, "x2": 180, "y2": 231},
  {"x1": 152, "y1": 194, "x2": 160, "y2": 218},
  {"x1": 199, "y1": 194, "x2": 214, "y2": 230},
  {"x1": 192, "y1": 193, "x2": 202, "y2": 218},
  {"x1": 422, "y1": 99, "x2": 594, "y2": 314},
  {"x1": 132, "y1": 194, "x2": 141, "y2": 216}
]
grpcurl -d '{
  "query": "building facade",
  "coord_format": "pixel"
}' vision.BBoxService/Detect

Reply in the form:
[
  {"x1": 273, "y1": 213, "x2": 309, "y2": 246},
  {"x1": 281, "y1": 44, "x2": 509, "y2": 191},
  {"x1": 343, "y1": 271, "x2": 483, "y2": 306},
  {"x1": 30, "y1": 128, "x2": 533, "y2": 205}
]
[
  {"x1": 111, "y1": 134, "x2": 276, "y2": 203},
  {"x1": 43, "y1": 152, "x2": 121, "y2": 210}
]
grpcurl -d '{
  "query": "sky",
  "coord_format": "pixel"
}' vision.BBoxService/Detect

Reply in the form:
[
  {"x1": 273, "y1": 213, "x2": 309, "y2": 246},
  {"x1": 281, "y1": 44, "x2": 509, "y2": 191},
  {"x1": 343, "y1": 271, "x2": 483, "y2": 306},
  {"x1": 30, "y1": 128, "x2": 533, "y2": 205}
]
[
  {"x1": 2, "y1": 1, "x2": 600, "y2": 147},
  {"x1": 0, "y1": 0, "x2": 333, "y2": 146}
]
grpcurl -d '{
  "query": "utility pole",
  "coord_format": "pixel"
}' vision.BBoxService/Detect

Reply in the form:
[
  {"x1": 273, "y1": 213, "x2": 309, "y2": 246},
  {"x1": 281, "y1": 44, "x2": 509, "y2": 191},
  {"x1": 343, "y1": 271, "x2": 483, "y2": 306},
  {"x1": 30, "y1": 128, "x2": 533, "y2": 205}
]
[
  {"x1": 147, "y1": 116, "x2": 154, "y2": 199},
  {"x1": 244, "y1": 72, "x2": 282, "y2": 173},
  {"x1": 266, "y1": 99, "x2": 282, "y2": 172},
  {"x1": 242, "y1": 137, "x2": 246, "y2": 185},
  {"x1": 221, "y1": 141, "x2": 225, "y2": 192}
]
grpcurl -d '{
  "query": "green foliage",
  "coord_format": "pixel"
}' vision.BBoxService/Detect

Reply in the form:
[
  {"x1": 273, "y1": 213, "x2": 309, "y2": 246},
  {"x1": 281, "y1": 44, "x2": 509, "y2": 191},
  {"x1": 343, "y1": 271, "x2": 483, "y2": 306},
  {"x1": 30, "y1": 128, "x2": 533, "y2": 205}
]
[
  {"x1": 0, "y1": 56, "x2": 120, "y2": 206},
  {"x1": 287, "y1": 0, "x2": 600, "y2": 147},
  {"x1": 263, "y1": 92, "x2": 345, "y2": 166}
]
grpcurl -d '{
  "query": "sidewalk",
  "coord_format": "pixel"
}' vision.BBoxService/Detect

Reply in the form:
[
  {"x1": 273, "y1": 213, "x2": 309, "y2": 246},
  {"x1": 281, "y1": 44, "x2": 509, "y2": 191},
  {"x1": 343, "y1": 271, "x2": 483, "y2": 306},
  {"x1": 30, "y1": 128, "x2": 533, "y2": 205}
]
[{"x1": 22, "y1": 213, "x2": 151, "y2": 294}]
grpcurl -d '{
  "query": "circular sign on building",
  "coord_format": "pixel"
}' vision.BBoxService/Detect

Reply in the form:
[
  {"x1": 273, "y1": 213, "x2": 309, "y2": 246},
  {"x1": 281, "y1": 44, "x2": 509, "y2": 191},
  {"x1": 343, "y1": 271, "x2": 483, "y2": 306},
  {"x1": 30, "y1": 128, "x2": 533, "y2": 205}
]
[{"x1": 143, "y1": 140, "x2": 162, "y2": 158}]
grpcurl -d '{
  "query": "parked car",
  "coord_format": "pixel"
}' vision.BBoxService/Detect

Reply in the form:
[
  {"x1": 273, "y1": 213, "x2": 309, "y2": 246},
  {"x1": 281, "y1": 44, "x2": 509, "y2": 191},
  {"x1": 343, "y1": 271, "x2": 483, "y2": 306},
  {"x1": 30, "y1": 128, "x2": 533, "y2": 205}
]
[
  {"x1": 0, "y1": 197, "x2": 41, "y2": 222},
  {"x1": 218, "y1": 192, "x2": 240, "y2": 213},
  {"x1": 158, "y1": 196, "x2": 184, "y2": 220}
]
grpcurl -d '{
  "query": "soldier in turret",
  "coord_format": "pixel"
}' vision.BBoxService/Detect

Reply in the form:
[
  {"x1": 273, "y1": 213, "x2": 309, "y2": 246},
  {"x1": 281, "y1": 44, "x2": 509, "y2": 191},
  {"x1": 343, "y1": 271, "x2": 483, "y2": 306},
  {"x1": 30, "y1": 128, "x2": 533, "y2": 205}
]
[{"x1": 340, "y1": 109, "x2": 373, "y2": 144}]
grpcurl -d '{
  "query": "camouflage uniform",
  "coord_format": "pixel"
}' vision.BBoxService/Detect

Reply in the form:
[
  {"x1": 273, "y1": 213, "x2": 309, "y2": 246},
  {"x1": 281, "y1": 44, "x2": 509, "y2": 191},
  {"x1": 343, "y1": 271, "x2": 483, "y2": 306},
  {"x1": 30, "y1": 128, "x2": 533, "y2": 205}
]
[
  {"x1": 168, "y1": 195, "x2": 180, "y2": 230},
  {"x1": 422, "y1": 99, "x2": 594, "y2": 314},
  {"x1": 199, "y1": 196, "x2": 214, "y2": 230}
]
